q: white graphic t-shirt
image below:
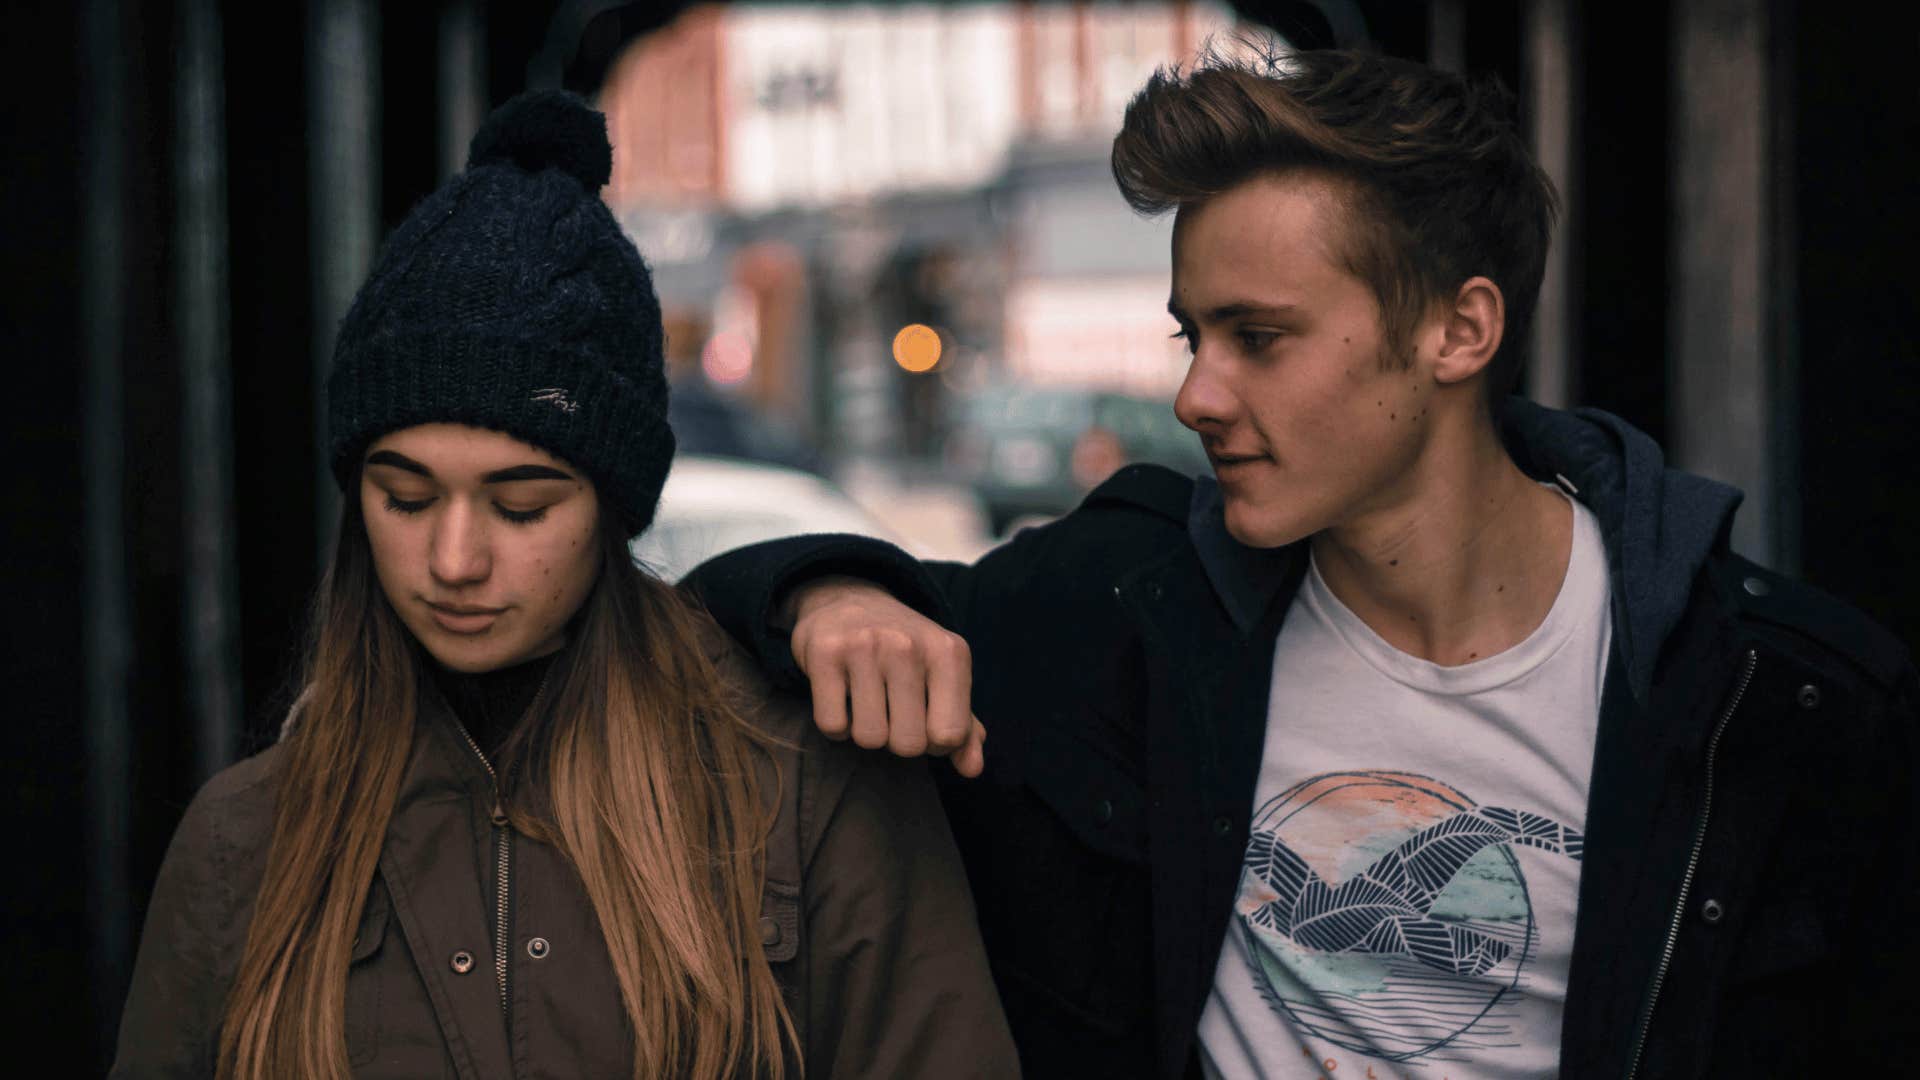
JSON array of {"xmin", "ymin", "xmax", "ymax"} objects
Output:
[{"xmin": 1197, "ymin": 491, "xmax": 1610, "ymax": 1079}]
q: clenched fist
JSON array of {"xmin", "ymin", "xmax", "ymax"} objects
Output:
[{"xmin": 787, "ymin": 577, "xmax": 986, "ymax": 777}]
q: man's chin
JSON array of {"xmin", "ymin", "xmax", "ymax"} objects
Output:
[{"xmin": 1222, "ymin": 502, "xmax": 1312, "ymax": 550}]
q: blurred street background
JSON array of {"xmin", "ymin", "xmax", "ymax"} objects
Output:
[{"xmin": 3, "ymin": 0, "xmax": 1916, "ymax": 1064}]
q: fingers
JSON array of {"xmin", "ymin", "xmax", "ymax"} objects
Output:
[
  {"xmin": 872, "ymin": 630, "xmax": 926, "ymax": 757},
  {"xmin": 845, "ymin": 644, "xmax": 889, "ymax": 750},
  {"xmin": 788, "ymin": 584, "xmax": 986, "ymax": 775},
  {"xmin": 949, "ymin": 718, "xmax": 987, "ymax": 779},
  {"xmin": 924, "ymin": 631, "xmax": 972, "ymax": 756},
  {"xmin": 808, "ymin": 658, "xmax": 850, "ymax": 741}
]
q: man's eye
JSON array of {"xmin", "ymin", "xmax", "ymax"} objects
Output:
[
  {"xmin": 1169, "ymin": 326, "xmax": 1195, "ymax": 352},
  {"xmin": 384, "ymin": 494, "xmax": 434, "ymax": 515},
  {"xmin": 1238, "ymin": 329, "xmax": 1279, "ymax": 351}
]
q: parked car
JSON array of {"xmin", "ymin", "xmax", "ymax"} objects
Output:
[
  {"xmin": 941, "ymin": 383, "xmax": 1209, "ymax": 534},
  {"xmin": 668, "ymin": 381, "xmax": 824, "ymax": 476},
  {"xmin": 631, "ymin": 454, "xmax": 897, "ymax": 582}
]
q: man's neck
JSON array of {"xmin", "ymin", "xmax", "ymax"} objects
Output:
[{"xmin": 1311, "ymin": 416, "xmax": 1574, "ymax": 667}]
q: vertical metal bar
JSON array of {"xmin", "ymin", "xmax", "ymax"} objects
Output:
[
  {"xmin": 1524, "ymin": 0, "xmax": 1578, "ymax": 409},
  {"xmin": 1765, "ymin": 11, "xmax": 1799, "ymax": 575},
  {"xmin": 1427, "ymin": 0, "xmax": 1466, "ymax": 72},
  {"xmin": 1670, "ymin": 0, "xmax": 1773, "ymax": 564},
  {"xmin": 178, "ymin": 0, "xmax": 242, "ymax": 779},
  {"xmin": 79, "ymin": 0, "xmax": 132, "ymax": 1041},
  {"xmin": 308, "ymin": 0, "xmax": 380, "ymax": 551},
  {"xmin": 439, "ymin": 0, "xmax": 487, "ymax": 180}
]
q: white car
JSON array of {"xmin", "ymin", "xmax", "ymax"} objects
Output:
[{"xmin": 631, "ymin": 454, "xmax": 899, "ymax": 582}]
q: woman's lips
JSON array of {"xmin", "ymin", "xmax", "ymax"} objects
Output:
[{"xmin": 426, "ymin": 602, "xmax": 504, "ymax": 635}]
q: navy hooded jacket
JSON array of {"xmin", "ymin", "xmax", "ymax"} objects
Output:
[{"xmin": 687, "ymin": 400, "xmax": 1920, "ymax": 1078}]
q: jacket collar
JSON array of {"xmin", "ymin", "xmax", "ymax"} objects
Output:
[{"xmin": 1184, "ymin": 398, "xmax": 1745, "ymax": 701}]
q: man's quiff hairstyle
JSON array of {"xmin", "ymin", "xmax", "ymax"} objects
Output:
[{"xmin": 1113, "ymin": 41, "xmax": 1559, "ymax": 397}]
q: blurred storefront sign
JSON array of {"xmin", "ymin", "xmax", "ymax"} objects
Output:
[
  {"xmin": 723, "ymin": 6, "xmax": 1019, "ymax": 210},
  {"xmin": 1004, "ymin": 275, "xmax": 1186, "ymax": 397},
  {"xmin": 600, "ymin": 2, "xmax": 1238, "ymax": 458}
]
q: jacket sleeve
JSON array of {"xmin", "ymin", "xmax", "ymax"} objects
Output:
[
  {"xmin": 110, "ymin": 785, "xmax": 239, "ymax": 1079},
  {"xmin": 798, "ymin": 737, "xmax": 1021, "ymax": 1079},
  {"xmin": 682, "ymin": 533, "xmax": 969, "ymax": 691}
]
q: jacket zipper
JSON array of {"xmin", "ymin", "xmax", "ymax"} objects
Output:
[
  {"xmin": 1623, "ymin": 648, "xmax": 1757, "ymax": 1080},
  {"xmin": 453, "ymin": 721, "xmax": 514, "ymax": 1021}
]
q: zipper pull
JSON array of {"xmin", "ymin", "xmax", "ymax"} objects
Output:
[{"xmin": 490, "ymin": 794, "xmax": 508, "ymax": 827}]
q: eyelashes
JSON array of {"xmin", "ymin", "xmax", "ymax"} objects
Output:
[
  {"xmin": 382, "ymin": 494, "xmax": 549, "ymax": 525},
  {"xmin": 1167, "ymin": 326, "xmax": 1282, "ymax": 353}
]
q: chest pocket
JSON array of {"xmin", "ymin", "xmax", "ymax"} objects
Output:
[
  {"xmin": 984, "ymin": 722, "xmax": 1153, "ymax": 1034},
  {"xmin": 1025, "ymin": 723, "xmax": 1149, "ymax": 865},
  {"xmin": 346, "ymin": 879, "xmax": 393, "ymax": 1066}
]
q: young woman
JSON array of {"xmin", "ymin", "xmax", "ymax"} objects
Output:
[{"xmin": 111, "ymin": 92, "xmax": 1016, "ymax": 1080}]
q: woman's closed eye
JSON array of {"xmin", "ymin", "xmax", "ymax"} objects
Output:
[{"xmin": 381, "ymin": 492, "xmax": 552, "ymax": 524}]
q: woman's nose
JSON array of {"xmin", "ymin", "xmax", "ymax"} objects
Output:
[{"xmin": 428, "ymin": 501, "xmax": 491, "ymax": 586}]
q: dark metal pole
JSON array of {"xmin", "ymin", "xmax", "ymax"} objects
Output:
[
  {"xmin": 178, "ymin": 0, "xmax": 242, "ymax": 778},
  {"xmin": 80, "ymin": 0, "xmax": 132, "ymax": 1046},
  {"xmin": 1525, "ymin": 0, "xmax": 1579, "ymax": 409},
  {"xmin": 308, "ymin": 0, "xmax": 379, "ymax": 554},
  {"xmin": 439, "ymin": 0, "xmax": 487, "ymax": 179},
  {"xmin": 1427, "ymin": 0, "xmax": 1465, "ymax": 72},
  {"xmin": 1671, "ymin": 0, "xmax": 1776, "ymax": 564}
]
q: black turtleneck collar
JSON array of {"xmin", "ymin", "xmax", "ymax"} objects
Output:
[{"xmin": 428, "ymin": 648, "xmax": 560, "ymax": 761}]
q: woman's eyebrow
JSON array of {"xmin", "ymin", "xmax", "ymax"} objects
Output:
[
  {"xmin": 365, "ymin": 450, "xmax": 431, "ymax": 477},
  {"xmin": 483, "ymin": 464, "xmax": 575, "ymax": 483}
]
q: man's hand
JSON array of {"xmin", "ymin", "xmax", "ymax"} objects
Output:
[{"xmin": 787, "ymin": 577, "xmax": 986, "ymax": 777}]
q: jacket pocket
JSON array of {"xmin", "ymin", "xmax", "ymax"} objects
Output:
[
  {"xmin": 987, "ymin": 724, "xmax": 1152, "ymax": 1036},
  {"xmin": 1024, "ymin": 725, "xmax": 1149, "ymax": 867},
  {"xmin": 346, "ymin": 881, "xmax": 392, "ymax": 1066}
]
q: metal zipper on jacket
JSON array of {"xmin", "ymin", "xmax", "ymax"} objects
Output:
[
  {"xmin": 1623, "ymin": 648, "xmax": 1757, "ymax": 1080},
  {"xmin": 453, "ymin": 721, "xmax": 514, "ymax": 1019}
]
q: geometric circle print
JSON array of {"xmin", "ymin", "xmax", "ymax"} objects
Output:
[{"xmin": 1235, "ymin": 770, "xmax": 1584, "ymax": 1063}]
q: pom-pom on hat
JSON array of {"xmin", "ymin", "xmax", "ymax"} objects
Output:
[{"xmin": 326, "ymin": 90, "xmax": 673, "ymax": 537}]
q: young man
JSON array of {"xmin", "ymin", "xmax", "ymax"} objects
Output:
[{"xmin": 689, "ymin": 47, "xmax": 1917, "ymax": 1078}]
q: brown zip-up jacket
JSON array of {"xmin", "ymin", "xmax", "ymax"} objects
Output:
[{"xmin": 110, "ymin": 640, "xmax": 1018, "ymax": 1078}]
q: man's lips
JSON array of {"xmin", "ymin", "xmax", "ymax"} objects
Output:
[{"xmin": 1208, "ymin": 452, "xmax": 1271, "ymax": 468}]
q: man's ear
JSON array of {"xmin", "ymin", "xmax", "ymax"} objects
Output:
[{"xmin": 1429, "ymin": 276, "xmax": 1505, "ymax": 385}]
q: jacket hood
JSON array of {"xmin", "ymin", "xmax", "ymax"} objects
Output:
[
  {"xmin": 1188, "ymin": 398, "xmax": 1743, "ymax": 703},
  {"xmin": 1497, "ymin": 398, "xmax": 1742, "ymax": 702}
]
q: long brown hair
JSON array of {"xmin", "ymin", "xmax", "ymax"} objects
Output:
[{"xmin": 218, "ymin": 491, "xmax": 795, "ymax": 1079}]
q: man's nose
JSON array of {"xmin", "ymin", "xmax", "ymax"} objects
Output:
[
  {"xmin": 1173, "ymin": 345, "xmax": 1239, "ymax": 434},
  {"xmin": 429, "ymin": 500, "xmax": 491, "ymax": 586}
]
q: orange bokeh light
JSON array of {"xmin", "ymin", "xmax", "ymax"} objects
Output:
[{"xmin": 891, "ymin": 323, "xmax": 942, "ymax": 373}]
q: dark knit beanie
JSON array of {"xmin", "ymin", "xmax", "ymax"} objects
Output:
[{"xmin": 326, "ymin": 90, "xmax": 673, "ymax": 537}]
